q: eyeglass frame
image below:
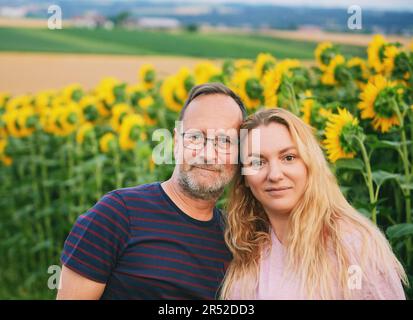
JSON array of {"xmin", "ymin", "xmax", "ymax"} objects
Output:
[{"xmin": 179, "ymin": 130, "xmax": 239, "ymax": 154}]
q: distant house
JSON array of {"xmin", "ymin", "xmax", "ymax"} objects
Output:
[
  {"xmin": 297, "ymin": 25, "xmax": 323, "ymax": 33},
  {"xmin": 136, "ymin": 17, "xmax": 181, "ymax": 30},
  {"xmin": 0, "ymin": 6, "xmax": 28, "ymax": 18},
  {"xmin": 72, "ymin": 12, "xmax": 113, "ymax": 29}
]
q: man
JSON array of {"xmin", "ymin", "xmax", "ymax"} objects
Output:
[{"xmin": 57, "ymin": 82, "xmax": 247, "ymax": 299}]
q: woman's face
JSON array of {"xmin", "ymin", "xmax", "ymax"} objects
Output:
[{"xmin": 242, "ymin": 122, "xmax": 308, "ymax": 216}]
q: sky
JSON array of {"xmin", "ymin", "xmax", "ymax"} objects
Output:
[{"xmin": 145, "ymin": 0, "xmax": 413, "ymax": 11}]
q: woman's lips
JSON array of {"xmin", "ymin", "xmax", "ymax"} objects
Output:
[{"xmin": 265, "ymin": 186, "xmax": 293, "ymax": 196}]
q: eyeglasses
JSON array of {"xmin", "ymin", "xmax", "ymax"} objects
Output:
[{"xmin": 181, "ymin": 131, "xmax": 237, "ymax": 154}]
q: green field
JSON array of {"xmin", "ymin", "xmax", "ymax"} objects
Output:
[{"xmin": 0, "ymin": 27, "xmax": 366, "ymax": 59}]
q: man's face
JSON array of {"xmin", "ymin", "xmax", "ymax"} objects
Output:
[{"xmin": 174, "ymin": 94, "xmax": 243, "ymax": 200}]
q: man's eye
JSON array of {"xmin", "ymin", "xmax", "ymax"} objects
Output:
[
  {"xmin": 217, "ymin": 136, "xmax": 231, "ymax": 145},
  {"xmin": 251, "ymin": 159, "xmax": 264, "ymax": 168},
  {"xmin": 188, "ymin": 134, "xmax": 202, "ymax": 142}
]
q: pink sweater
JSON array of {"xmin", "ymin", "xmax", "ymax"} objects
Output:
[{"xmin": 230, "ymin": 229, "xmax": 406, "ymax": 300}]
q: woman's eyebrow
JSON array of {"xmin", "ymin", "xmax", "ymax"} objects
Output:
[
  {"xmin": 279, "ymin": 146, "xmax": 297, "ymax": 154},
  {"xmin": 247, "ymin": 146, "xmax": 296, "ymax": 157}
]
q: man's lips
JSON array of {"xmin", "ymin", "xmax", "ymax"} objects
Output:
[{"xmin": 192, "ymin": 165, "xmax": 220, "ymax": 172}]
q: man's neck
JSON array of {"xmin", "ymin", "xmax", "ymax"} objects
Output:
[{"xmin": 161, "ymin": 176, "xmax": 217, "ymax": 222}]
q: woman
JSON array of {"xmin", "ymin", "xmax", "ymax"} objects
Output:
[{"xmin": 221, "ymin": 108, "xmax": 408, "ymax": 300}]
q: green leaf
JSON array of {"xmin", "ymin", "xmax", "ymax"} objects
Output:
[
  {"xmin": 366, "ymin": 135, "xmax": 411, "ymax": 150},
  {"xmin": 334, "ymin": 158, "xmax": 364, "ymax": 171},
  {"xmin": 386, "ymin": 223, "xmax": 413, "ymax": 240},
  {"xmin": 371, "ymin": 170, "xmax": 400, "ymax": 187},
  {"xmin": 30, "ymin": 240, "xmax": 52, "ymax": 253},
  {"xmin": 400, "ymin": 182, "xmax": 413, "ymax": 190}
]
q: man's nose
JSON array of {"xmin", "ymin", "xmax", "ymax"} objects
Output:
[{"xmin": 202, "ymin": 138, "xmax": 218, "ymax": 164}]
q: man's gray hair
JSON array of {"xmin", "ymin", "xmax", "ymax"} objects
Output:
[{"xmin": 179, "ymin": 82, "xmax": 247, "ymax": 121}]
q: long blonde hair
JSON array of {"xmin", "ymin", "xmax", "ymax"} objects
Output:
[{"xmin": 221, "ymin": 108, "xmax": 408, "ymax": 299}]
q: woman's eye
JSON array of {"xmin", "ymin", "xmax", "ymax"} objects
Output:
[{"xmin": 284, "ymin": 154, "xmax": 296, "ymax": 162}]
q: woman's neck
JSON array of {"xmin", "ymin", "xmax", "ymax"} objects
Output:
[{"xmin": 267, "ymin": 211, "xmax": 290, "ymax": 245}]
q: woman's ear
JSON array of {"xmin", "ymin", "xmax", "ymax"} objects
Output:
[{"xmin": 244, "ymin": 177, "xmax": 249, "ymax": 188}]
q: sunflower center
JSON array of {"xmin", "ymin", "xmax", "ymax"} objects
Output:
[
  {"xmin": 321, "ymin": 48, "xmax": 336, "ymax": 66},
  {"xmin": 373, "ymin": 87, "xmax": 397, "ymax": 119},
  {"xmin": 85, "ymin": 105, "xmax": 98, "ymax": 122},
  {"xmin": 246, "ymin": 78, "xmax": 263, "ymax": 100},
  {"xmin": 339, "ymin": 122, "xmax": 361, "ymax": 154},
  {"xmin": 129, "ymin": 125, "xmax": 141, "ymax": 140}
]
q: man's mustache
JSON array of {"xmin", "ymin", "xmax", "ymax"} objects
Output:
[{"xmin": 188, "ymin": 163, "xmax": 223, "ymax": 172}]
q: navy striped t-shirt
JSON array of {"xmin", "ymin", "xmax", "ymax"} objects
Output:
[{"xmin": 61, "ymin": 181, "xmax": 232, "ymax": 299}]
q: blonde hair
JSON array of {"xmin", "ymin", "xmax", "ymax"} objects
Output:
[{"xmin": 220, "ymin": 108, "xmax": 408, "ymax": 300}]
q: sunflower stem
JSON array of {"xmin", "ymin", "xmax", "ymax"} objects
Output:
[
  {"xmin": 392, "ymin": 98, "xmax": 412, "ymax": 266},
  {"xmin": 357, "ymin": 137, "xmax": 377, "ymax": 224},
  {"xmin": 285, "ymin": 81, "xmax": 299, "ymax": 115},
  {"xmin": 114, "ymin": 146, "xmax": 122, "ymax": 189},
  {"xmin": 91, "ymin": 131, "xmax": 103, "ymax": 201}
]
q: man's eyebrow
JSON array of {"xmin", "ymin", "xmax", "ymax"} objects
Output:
[{"xmin": 246, "ymin": 153, "xmax": 263, "ymax": 158}]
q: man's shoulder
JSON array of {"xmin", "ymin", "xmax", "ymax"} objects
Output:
[
  {"xmin": 214, "ymin": 207, "xmax": 227, "ymax": 231},
  {"xmin": 109, "ymin": 182, "xmax": 162, "ymax": 199}
]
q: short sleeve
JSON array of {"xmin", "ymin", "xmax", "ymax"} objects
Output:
[{"xmin": 60, "ymin": 191, "xmax": 130, "ymax": 283}]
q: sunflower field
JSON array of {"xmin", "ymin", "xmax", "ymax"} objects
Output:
[{"xmin": 1, "ymin": 35, "xmax": 413, "ymax": 299}]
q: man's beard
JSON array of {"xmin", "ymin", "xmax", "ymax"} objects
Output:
[{"xmin": 177, "ymin": 164, "xmax": 235, "ymax": 201}]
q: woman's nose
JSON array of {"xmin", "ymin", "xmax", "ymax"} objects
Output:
[{"xmin": 267, "ymin": 161, "xmax": 284, "ymax": 182}]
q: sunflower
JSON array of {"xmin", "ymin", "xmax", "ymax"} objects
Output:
[
  {"xmin": 160, "ymin": 76, "xmax": 182, "ymax": 112},
  {"xmin": 324, "ymin": 108, "xmax": 362, "ymax": 163},
  {"xmin": 263, "ymin": 59, "xmax": 301, "ymax": 108},
  {"xmin": 254, "ymin": 53, "xmax": 276, "ymax": 78},
  {"xmin": 358, "ymin": 74, "xmax": 400, "ymax": 133},
  {"xmin": 76, "ymin": 122, "xmax": 94, "ymax": 145},
  {"xmin": 3, "ymin": 106, "xmax": 37, "ymax": 138},
  {"xmin": 5, "ymin": 95, "xmax": 32, "ymax": 112},
  {"xmin": 194, "ymin": 61, "xmax": 221, "ymax": 84},
  {"xmin": 0, "ymin": 137, "xmax": 12, "ymax": 166},
  {"xmin": 234, "ymin": 59, "xmax": 253, "ymax": 70},
  {"xmin": 79, "ymin": 95, "xmax": 100, "ymax": 123},
  {"xmin": 315, "ymin": 42, "xmax": 338, "ymax": 71},
  {"xmin": 110, "ymin": 103, "xmax": 133, "ymax": 132},
  {"xmin": 62, "ymin": 83, "xmax": 83, "ymax": 102},
  {"xmin": 231, "ymin": 69, "xmax": 263, "ymax": 110},
  {"xmin": 382, "ymin": 45, "xmax": 399, "ymax": 76},
  {"xmin": 160, "ymin": 68, "xmax": 194, "ymax": 112},
  {"xmin": 139, "ymin": 95, "xmax": 155, "ymax": 110},
  {"xmin": 95, "ymin": 77, "xmax": 120, "ymax": 109},
  {"xmin": 139, "ymin": 64, "xmax": 156, "ymax": 90},
  {"xmin": 119, "ymin": 114, "xmax": 146, "ymax": 151},
  {"xmin": 347, "ymin": 57, "xmax": 369, "ymax": 84},
  {"xmin": 300, "ymin": 90, "xmax": 314, "ymax": 125},
  {"xmin": 367, "ymin": 35, "xmax": 387, "ymax": 73},
  {"xmin": 99, "ymin": 132, "xmax": 117, "ymax": 153},
  {"xmin": 51, "ymin": 102, "xmax": 84, "ymax": 137},
  {"xmin": 0, "ymin": 93, "xmax": 10, "ymax": 109},
  {"xmin": 321, "ymin": 55, "xmax": 346, "ymax": 85},
  {"xmin": 383, "ymin": 45, "xmax": 411, "ymax": 81}
]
